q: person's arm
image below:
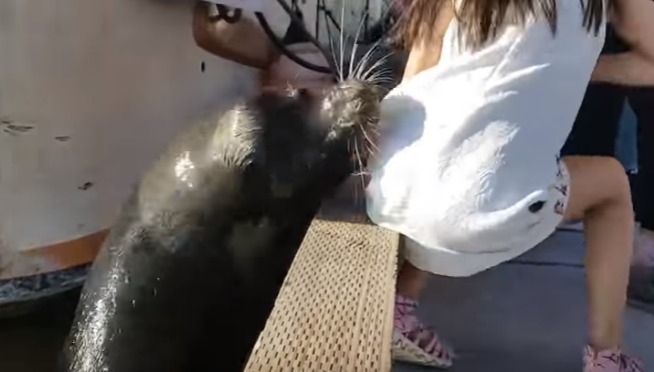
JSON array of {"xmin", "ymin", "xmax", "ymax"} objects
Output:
[
  {"xmin": 592, "ymin": 52, "xmax": 654, "ymax": 85},
  {"xmin": 590, "ymin": 0, "xmax": 654, "ymax": 86},
  {"xmin": 611, "ymin": 0, "xmax": 654, "ymax": 61},
  {"xmin": 192, "ymin": 1, "xmax": 277, "ymax": 70}
]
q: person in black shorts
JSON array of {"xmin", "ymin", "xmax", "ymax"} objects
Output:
[
  {"xmin": 561, "ymin": 25, "xmax": 654, "ymax": 314},
  {"xmin": 627, "ymin": 88, "xmax": 654, "ymax": 313}
]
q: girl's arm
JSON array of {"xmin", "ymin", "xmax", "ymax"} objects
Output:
[
  {"xmin": 611, "ymin": 0, "xmax": 654, "ymax": 61},
  {"xmin": 592, "ymin": 52, "xmax": 654, "ymax": 85},
  {"xmin": 591, "ymin": 0, "xmax": 654, "ymax": 86}
]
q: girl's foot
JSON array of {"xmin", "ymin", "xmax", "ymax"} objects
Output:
[
  {"xmin": 391, "ymin": 294, "xmax": 454, "ymax": 369},
  {"xmin": 583, "ymin": 346, "xmax": 644, "ymax": 372}
]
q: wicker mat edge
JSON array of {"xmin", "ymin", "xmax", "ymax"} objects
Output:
[{"xmin": 244, "ymin": 217, "xmax": 399, "ymax": 372}]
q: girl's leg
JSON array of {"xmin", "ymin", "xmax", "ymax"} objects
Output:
[
  {"xmin": 562, "ymin": 156, "xmax": 643, "ymax": 371},
  {"xmin": 392, "ymin": 240, "xmax": 454, "ymax": 368},
  {"xmin": 390, "ymin": 8, "xmax": 457, "ymax": 367},
  {"xmin": 397, "ymin": 259, "xmax": 430, "ymax": 300}
]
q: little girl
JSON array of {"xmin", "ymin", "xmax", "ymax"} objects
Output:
[{"xmin": 366, "ymin": 0, "xmax": 654, "ymax": 370}]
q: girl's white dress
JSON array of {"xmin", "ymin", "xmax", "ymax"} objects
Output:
[{"xmin": 366, "ymin": 0, "xmax": 606, "ymax": 277}]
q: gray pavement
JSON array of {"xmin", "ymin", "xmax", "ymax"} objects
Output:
[{"xmin": 394, "ymin": 230, "xmax": 654, "ymax": 372}]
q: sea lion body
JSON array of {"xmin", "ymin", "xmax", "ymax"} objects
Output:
[{"xmin": 61, "ymin": 82, "xmax": 379, "ymax": 372}]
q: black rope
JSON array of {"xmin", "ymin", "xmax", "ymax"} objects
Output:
[
  {"xmin": 203, "ymin": 0, "xmax": 337, "ymax": 75},
  {"xmin": 254, "ymin": 12, "xmax": 334, "ymax": 75},
  {"xmin": 281, "ymin": 0, "xmax": 311, "ymax": 45},
  {"xmin": 253, "ymin": 0, "xmax": 336, "ymax": 75}
]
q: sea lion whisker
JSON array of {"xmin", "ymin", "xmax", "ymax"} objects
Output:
[
  {"xmin": 364, "ymin": 143, "xmax": 377, "ymax": 160},
  {"xmin": 348, "ymin": 10, "xmax": 369, "ymax": 80},
  {"xmin": 353, "ymin": 40, "xmax": 382, "ymax": 81},
  {"xmin": 352, "ymin": 44, "xmax": 376, "ymax": 81},
  {"xmin": 339, "ymin": 1, "xmax": 346, "ymax": 82},
  {"xmin": 367, "ymin": 76, "xmax": 394, "ymax": 89},
  {"xmin": 353, "ymin": 137, "xmax": 366, "ymax": 186},
  {"xmin": 361, "ymin": 52, "xmax": 392, "ymax": 79},
  {"xmin": 366, "ymin": 126, "xmax": 381, "ymax": 139},
  {"xmin": 355, "ymin": 40, "xmax": 388, "ymax": 82},
  {"xmin": 324, "ymin": 7, "xmax": 342, "ymax": 81},
  {"xmin": 366, "ymin": 74, "xmax": 394, "ymax": 86},
  {"xmin": 374, "ymin": 76, "xmax": 396, "ymax": 83},
  {"xmin": 361, "ymin": 52, "xmax": 393, "ymax": 82},
  {"xmin": 367, "ymin": 68, "xmax": 395, "ymax": 81},
  {"xmin": 367, "ymin": 118, "xmax": 380, "ymax": 128},
  {"xmin": 353, "ymin": 138, "xmax": 368, "ymax": 206},
  {"xmin": 360, "ymin": 126, "xmax": 380, "ymax": 153}
]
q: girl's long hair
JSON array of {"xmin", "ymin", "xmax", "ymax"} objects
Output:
[{"xmin": 395, "ymin": 0, "xmax": 612, "ymax": 51}]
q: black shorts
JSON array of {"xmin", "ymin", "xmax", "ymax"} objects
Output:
[
  {"xmin": 559, "ymin": 25, "xmax": 654, "ymax": 230},
  {"xmin": 560, "ymin": 25, "xmax": 629, "ymax": 158}
]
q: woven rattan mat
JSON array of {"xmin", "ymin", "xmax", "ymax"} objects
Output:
[{"xmin": 244, "ymin": 196, "xmax": 399, "ymax": 372}]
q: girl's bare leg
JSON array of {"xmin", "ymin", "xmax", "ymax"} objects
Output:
[
  {"xmin": 397, "ymin": 258, "xmax": 431, "ymax": 300},
  {"xmin": 562, "ymin": 156, "xmax": 633, "ymax": 350},
  {"xmin": 392, "ymin": 239, "xmax": 453, "ymax": 368}
]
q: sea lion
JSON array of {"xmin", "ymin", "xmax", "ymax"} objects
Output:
[{"xmin": 59, "ymin": 78, "xmax": 381, "ymax": 372}]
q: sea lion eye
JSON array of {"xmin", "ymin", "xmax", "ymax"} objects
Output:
[
  {"xmin": 295, "ymin": 88, "xmax": 311, "ymax": 101},
  {"xmin": 284, "ymin": 88, "xmax": 312, "ymax": 105},
  {"xmin": 285, "ymin": 87, "xmax": 303, "ymax": 97}
]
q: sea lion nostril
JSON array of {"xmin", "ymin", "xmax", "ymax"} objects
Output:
[{"xmin": 528, "ymin": 200, "xmax": 546, "ymax": 213}]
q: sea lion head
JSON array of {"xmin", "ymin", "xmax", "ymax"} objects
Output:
[{"xmin": 237, "ymin": 79, "xmax": 381, "ymax": 202}]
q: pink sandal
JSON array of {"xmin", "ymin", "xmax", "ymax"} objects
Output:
[
  {"xmin": 392, "ymin": 294, "xmax": 454, "ymax": 369},
  {"xmin": 583, "ymin": 346, "xmax": 644, "ymax": 372}
]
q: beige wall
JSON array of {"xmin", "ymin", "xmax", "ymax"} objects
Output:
[{"xmin": 0, "ymin": 0, "xmax": 379, "ymax": 278}]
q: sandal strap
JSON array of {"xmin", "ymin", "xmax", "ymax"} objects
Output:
[
  {"xmin": 395, "ymin": 294, "xmax": 419, "ymax": 308},
  {"xmin": 584, "ymin": 346, "xmax": 644, "ymax": 372},
  {"xmin": 404, "ymin": 321, "xmax": 452, "ymax": 359}
]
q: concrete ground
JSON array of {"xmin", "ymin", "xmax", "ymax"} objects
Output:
[
  {"xmin": 0, "ymin": 230, "xmax": 652, "ymax": 372},
  {"xmin": 395, "ymin": 230, "xmax": 654, "ymax": 372}
]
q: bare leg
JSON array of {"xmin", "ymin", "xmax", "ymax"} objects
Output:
[
  {"xmin": 396, "ymin": 259, "xmax": 430, "ymax": 300},
  {"xmin": 562, "ymin": 156, "xmax": 633, "ymax": 350},
  {"xmin": 392, "ymin": 238, "xmax": 453, "ymax": 368}
]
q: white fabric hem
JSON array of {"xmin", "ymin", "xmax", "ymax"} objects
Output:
[{"xmin": 367, "ymin": 162, "xmax": 570, "ymax": 278}]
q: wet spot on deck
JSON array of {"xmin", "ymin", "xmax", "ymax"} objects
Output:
[{"xmin": 55, "ymin": 136, "xmax": 71, "ymax": 142}]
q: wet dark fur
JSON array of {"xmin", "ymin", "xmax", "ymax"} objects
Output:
[{"xmin": 60, "ymin": 83, "xmax": 378, "ymax": 372}]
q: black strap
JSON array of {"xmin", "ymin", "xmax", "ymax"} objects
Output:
[
  {"xmin": 281, "ymin": 4, "xmax": 312, "ymax": 45},
  {"xmin": 208, "ymin": 4, "xmax": 243, "ymax": 24}
]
